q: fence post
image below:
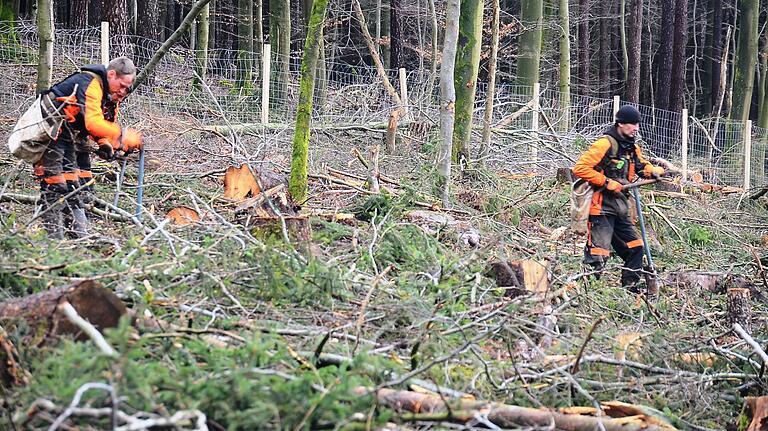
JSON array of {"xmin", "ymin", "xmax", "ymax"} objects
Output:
[
  {"xmin": 398, "ymin": 68, "xmax": 408, "ymax": 117},
  {"xmin": 531, "ymin": 82, "xmax": 540, "ymax": 132},
  {"xmin": 530, "ymin": 82, "xmax": 540, "ymax": 160},
  {"xmin": 681, "ymin": 108, "xmax": 688, "ymax": 182},
  {"xmin": 744, "ymin": 120, "xmax": 753, "ymax": 191},
  {"xmin": 100, "ymin": 21, "xmax": 109, "ymax": 65},
  {"xmin": 261, "ymin": 43, "xmax": 271, "ymax": 125},
  {"xmin": 613, "ymin": 95, "xmax": 620, "ymax": 118}
]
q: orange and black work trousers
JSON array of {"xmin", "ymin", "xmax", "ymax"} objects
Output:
[
  {"xmin": 584, "ymin": 214, "xmax": 644, "ymax": 288},
  {"xmin": 33, "ymin": 126, "xmax": 86, "ymax": 209}
]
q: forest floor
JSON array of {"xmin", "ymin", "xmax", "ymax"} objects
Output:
[{"xmin": 1, "ymin": 80, "xmax": 768, "ymax": 430}]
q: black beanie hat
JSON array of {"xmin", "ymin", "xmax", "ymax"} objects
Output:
[{"xmin": 615, "ymin": 105, "xmax": 641, "ymax": 124}]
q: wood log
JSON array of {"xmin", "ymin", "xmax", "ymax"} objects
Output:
[
  {"xmin": 0, "ymin": 280, "xmax": 127, "ymax": 344},
  {"xmin": 355, "ymin": 387, "xmax": 677, "ymax": 431},
  {"xmin": 746, "ymin": 396, "xmax": 768, "ymax": 431},
  {"xmin": 727, "ymin": 288, "xmax": 751, "ymax": 333},
  {"xmin": 664, "ymin": 271, "xmax": 761, "ymax": 300}
]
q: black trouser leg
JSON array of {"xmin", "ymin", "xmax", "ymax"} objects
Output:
[
  {"xmin": 611, "ymin": 216, "xmax": 644, "ymax": 288},
  {"xmin": 584, "ymin": 215, "xmax": 614, "ymax": 275}
]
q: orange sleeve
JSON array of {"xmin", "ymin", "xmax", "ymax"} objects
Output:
[
  {"xmin": 84, "ymin": 78, "xmax": 121, "ymax": 144},
  {"xmin": 573, "ymin": 137, "xmax": 611, "ymax": 187},
  {"xmin": 633, "ymin": 145, "xmax": 654, "ymax": 177}
]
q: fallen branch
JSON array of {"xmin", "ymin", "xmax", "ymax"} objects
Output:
[{"xmin": 355, "ymin": 387, "xmax": 678, "ymax": 431}]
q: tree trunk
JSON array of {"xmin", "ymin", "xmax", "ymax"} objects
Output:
[
  {"xmin": 237, "ymin": 0, "xmax": 254, "ymax": 91},
  {"xmin": 35, "ymin": 0, "xmax": 53, "ymax": 94},
  {"xmin": 624, "ymin": 0, "xmax": 642, "ymax": 102},
  {"xmin": 289, "ymin": 0, "xmax": 329, "ymax": 203},
  {"xmin": 703, "ymin": 0, "xmax": 722, "ymax": 115},
  {"xmin": 427, "ymin": 0, "xmax": 437, "ymax": 101},
  {"xmin": 619, "ymin": 0, "xmax": 627, "ymax": 88},
  {"xmin": 577, "ymin": 0, "xmax": 589, "ymax": 94},
  {"xmin": 669, "ymin": 0, "xmax": 688, "ymax": 112},
  {"xmin": 480, "ymin": 0, "xmax": 500, "ymax": 162},
  {"xmin": 599, "ymin": 0, "xmax": 610, "ymax": 97},
  {"xmin": 0, "ymin": 280, "xmax": 127, "ymax": 343},
  {"xmin": 655, "ymin": 0, "xmax": 674, "ymax": 110},
  {"xmin": 69, "ymin": 0, "xmax": 88, "ymax": 28},
  {"xmin": 517, "ymin": 0, "xmax": 542, "ymax": 88},
  {"xmin": 255, "ymin": 0, "xmax": 263, "ymax": 71},
  {"xmin": 381, "ymin": 0, "xmax": 390, "ymax": 67},
  {"xmin": 452, "ymin": 0, "xmax": 483, "ymax": 165},
  {"xmin": 270, "ymin": 0, "xmax": 291, "ymax": 108},
  {"xmin": 192, "ymin": 2, "xmax": 209, "ymax": 90},
  {"xmin": 390, "ymin": 0, "xmax": 401, "ymax": 70},
  {"xmin": 731, "ymin": 0, "xmax": 758, "ymax": 121},
  {"xmin": 557, "ymin": 0, "xmax": 570, "ymax": 129},
  {"xmin": 439, "ymin": 0, "xmax": 460, "ymax": 207},
  {"xmin": 103, "ymin": 0, "xmax": 130, "ymax": 57},
  {"xmin": 759, "ymin": 27, "xmax": 768, "ymax": 129}
]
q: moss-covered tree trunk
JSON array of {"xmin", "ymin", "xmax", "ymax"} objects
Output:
[
  {"xmin": 451, "ymin": 0, "xmax": 483, "ymax": 165},
  {"xmin": 270, "ymin": 0, "xmax": 291, "ymax": 108},
  {"xmin": 192, "ymin": 2, "xmax": 210, "ymax": 91},
  {"xmin": 517, "ymin": 0, "xmax": 542, "ymax": 89},
  {"xmin": 731, "ymin": 0, "xmax": 758, "ymax": 121},
  {"xmin": 557, "ymin": 0, "xmax": 570, "ymax": 130},
  {"xmin": 35, "ymin": 0, "xmax": 53, "ymax": 94},
  {"xmin": 288, "ymin": 0, "xmax": 329, "ymax": 203}
]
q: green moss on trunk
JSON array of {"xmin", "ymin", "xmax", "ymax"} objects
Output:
[
  {"xmin": 451, "ymin": 0, "xmax": 483, "ymax": 165},
  {"xmin": 289, "ymin": 0, "xmax": 329, "ymax": 203}
]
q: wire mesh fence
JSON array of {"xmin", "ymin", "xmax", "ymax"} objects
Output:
[{"xmin": 0, "ymin": 20, "xmax": 765, "ymax": 189}]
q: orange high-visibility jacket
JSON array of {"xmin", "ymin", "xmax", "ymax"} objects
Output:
[
  {"xmin": 47, "ymin": 65, "xmax": 121, "ymax": 146},
  {"xmin": 572, "ymin": 128, "xmax": 657, "ymax": 217}
]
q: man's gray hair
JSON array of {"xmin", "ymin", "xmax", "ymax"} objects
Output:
[{"xmin": 107, "ymin": 57, "xmax": 137, "ymax": 77}]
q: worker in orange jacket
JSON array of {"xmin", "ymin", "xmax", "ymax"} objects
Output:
[
  {"xmin": 35, "ymin": 57, "xmax": 142, "ymax": 239},
  {"xmin": 572, "ymin": 106, "xmax": 664, "ymax": 291}
]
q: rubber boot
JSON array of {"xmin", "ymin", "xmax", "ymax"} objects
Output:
[
  {"xmin": 79, "ymin": 178, "xmax": 95, "ymax": 205},
  {"xmin": 39, "ymin": 184, "xmax": 65, "ymax": 240},
  {"xmin": 70, "ymin": 207, "xmax": 89, "ymax": 238}
]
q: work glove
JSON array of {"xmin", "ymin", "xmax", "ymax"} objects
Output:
[
  {"xmin": 650, "ymin": 166, "xmax": 665, "ymax": 179},
  {"xmin": 117, "ymin": 128, "xmax": 143, "ymax": 153},
  {"xmin": 95, "ymin": 138, "xmax": 114, "ymax": 160},
  {"xmin": 605, "ymin": 179, "xmax": 623, "ymax": 193}
]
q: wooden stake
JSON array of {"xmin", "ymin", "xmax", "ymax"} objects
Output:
[
  {"xmin": 100, "ymin": 21, "xmax": 109, "ymax": 66},
  {"xmin": 681, "ymin": 108, "xmax": 688, "ymax": 182},
  {"xmin": 261, "ymin": 43, "xmax": 271, "ymax": 125},
  {"xmin": 744, "ymin": 120, "xmax": 753, "ymax": 191}
]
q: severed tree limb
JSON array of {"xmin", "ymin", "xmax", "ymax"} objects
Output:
[
  {"xmin": 356, "ymin": 387, "xmax": 677, "ymax": 431},
  {"xmin": 733, "ymin": 323, "xmax": 768, "ymax": 364}
]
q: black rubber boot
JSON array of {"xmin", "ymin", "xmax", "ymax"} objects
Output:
[
  {"xmin": 39, "ymin": 183, "xmax": 65, "ymax": 240},
  {"xmin": 64, "ymin": 181, "xmax": 89, "ymax": 238}
]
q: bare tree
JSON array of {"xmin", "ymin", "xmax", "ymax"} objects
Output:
[{"xmin": 439, "ymin": 0, "xmax": 460, "ymax": 207}]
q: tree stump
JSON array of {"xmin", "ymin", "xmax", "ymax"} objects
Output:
[
  {"xmin": 0, "ymin": 280, "xmax": 127, "ymax": 344},
  {"xmin": 487, "ymin": 260, "xmax": 549, "ymax": 297},
  {"xmin": 727, "ymin": 288, "xmax": 751, "ymax": 333}
]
